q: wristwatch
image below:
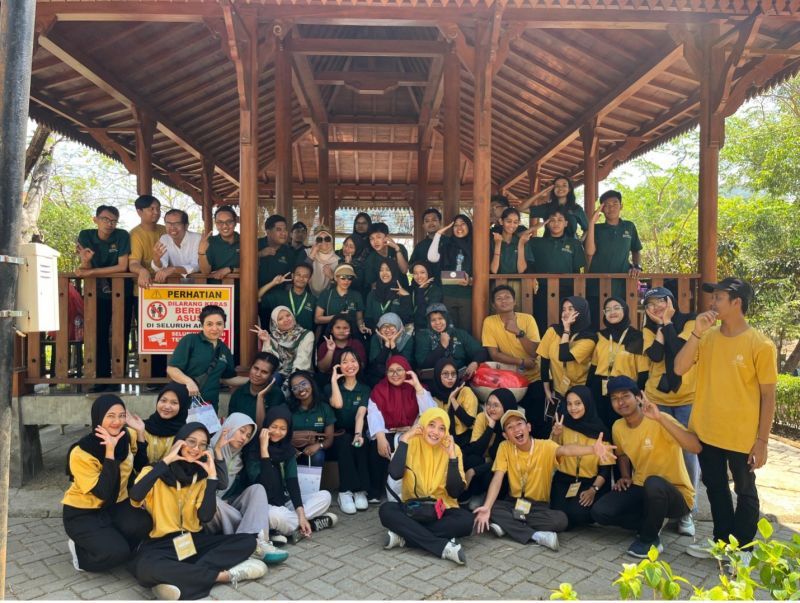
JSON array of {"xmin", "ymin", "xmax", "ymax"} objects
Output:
[
  {"xmin": 515, "ymin": 330, "xmax": 525, "ymax": 338},
  {"xmin": 592, "ymin": 485, "xmax": 600, "ymax": 492}
]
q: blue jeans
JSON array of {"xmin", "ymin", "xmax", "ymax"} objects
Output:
[{"xmin": 657, "ymin": 403, "xmax": 699, "ymax": 513}]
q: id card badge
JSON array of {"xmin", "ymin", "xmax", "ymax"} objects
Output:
[
  {"xmin": 566, "ymin": 482, "xmax": 581, "ymax": 498},
  {"xmin": 601, "ymin": 379, "xmax": 609, "ymax": 396},
  {"xmin": 173, "ymin": 532, "xmax": 197, "ymax": 561},
  {"xmin": 513, "ymin": 497, "xmax": 532, "ymax": 521}
]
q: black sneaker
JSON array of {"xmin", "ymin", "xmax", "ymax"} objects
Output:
[
  {"xmin": 627, "ymin": 537, "xmax": 664, "ymax": 558},
  {"xmin": 311, "ymin": 512, "xmax": 338, "ymax": 532}
]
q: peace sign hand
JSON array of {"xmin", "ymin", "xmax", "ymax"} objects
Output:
[
  {"xmin": 641, "ymin": 393, "xmax": 661, "ymax": 421},
  {"xmin": 551, "ymin": 412, "xmax": 565, "ymax": 438},
  {"xmin": 323, "ymin": 335, "xmax": 336, "ymax": 351},
  {"xmin": 391, "ymin": 280, "xmax": 410, "ymax": 296},
  {"xmin": 250, "ymin": 324, "xmax": 271, "ymax": 345},
  {"xmin": 419, "ymin": 277, "xmax": 435, "ymax": 289}
]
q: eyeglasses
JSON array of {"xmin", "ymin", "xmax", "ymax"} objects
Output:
[
  {"xmin": 644, "ymin": 299, "xmax": 667, "ymax": 309},
  {"xmin": 337, "ymin": 274, "xmax": 354, "ymax": 281},
  {"xmin": 440, "ymin": 371, "xmax": 458, "ymax": 378},
  {"xmin": 604, "ymin": 305, "xmax": 624, "ymax": 314},
  {"xmin": 184, "ymin": 438, "xmax": 208, "ymax": 451},
  {"xmin": 215, "ymin": 219, "xmax": 236, "ymax": 227},
  {"xmin": 387, "ymin": 368, "xmax": 405, "ymax": 376},
  {"xmin": 290, "ymin": 380, "xmax": 311, "ymax": 393},
  {"xmin": 97, "ymin": 216, "xmax": 119, "ymax": 225},
  {"xmin": 316, "ymin": 235, "xmax": 333, "ymax": 243}
]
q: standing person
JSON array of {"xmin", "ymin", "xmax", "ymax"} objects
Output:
[
  {"xmin": 414, "ymin": 303, "xmax": 486, "ymax": 377},
  {"xmin": 260, "ymin": 262, "xmax": 316, "ymax": 332},
  {"xmin": 287, "ymin": 370, "xmax": 335, "ymax": 467},
  {"xmin": 290, "ymin": 221, "xmax": 310, "ymax": 252},
  {"xmin": 489, "ymin": 195, "xmax": 526, "ymax": 235},
  {"xmin": 254, "ymin": 307, "xmax": 315, "ymax": 383},
  {"xmin": 549, "ymin": 387, "xmax": 614, "ymax": 528},
  {"xmin": 641, "ymin": 286, "xmax": 699, "ymax": 536},
  {"xmin": 590, "ymin": 377, "xmax": 700, "ymax": 558},
  {"xmin": 584, "ymin": 191, "xmax": 643, "ymax": 328},
  {"xmin": 316, "ymin": 314, "xmax": 367, "ymax": 381},
  {"xmin": 674, "ymin": 279, "xmax": 777, "ymax": 559},
  {"xmin": 427, "ymin": 215, "xmax": 474, "ymax": 331},
  {"xmin": 349, "ymin": 213, "xmax": 373, "ymax": 268},
  {"xmin": 167, "ymin": 305, "xmax": 245, "ymax": 413},
  {"xmin": 62, "ymin": 395, "xmax": 152, "ymax": 572},
  {"xmin": 588, "ymin": 297, "xmax": 647, "ymax": 432},
  {"xmin": 473, "ymin": 407, "xmax": 615, "ymax": 550},
  {"xmin": 490, "ymin": 207, "xmax": 525, "ymax": 275},
  {"xmin": 315, "ymin": 264, "xmax": 369, "ymax": 335},
  {"xmin": 199, "ymin": 205, "xmax": 240, "ymax": 283},
  {"xmin": 520, "ymin": 176, "xmax": 588, "ymax": 239},
  {"xmin": 327, "ymin": 349, "xmax": 371, "ymax": 514},
  {"xmin": 257, "ymin": 214, "xmax": 300, "ymax": 327},
  {"xmin": 228, "ymin": 353, "xmax": 286, "ymax": 425},
  {"xmin": 76, "ymin": 205, "xmax": 132, "ymax": 392},
  {"xmin": 152, "ymin": 209, "xmax": 201, "ymax": 282},
  {"xmin": 365, "ymin": 313, "xmax": 416, "ymax": 387},
  {"xmin": 409, "ymin": 261, "xmax": 444, "ymax": 330},
  {"xmin": 130, "ymin": 423, "xmax": 265, "ymax": 600},
  {"xmin": 361, "ymin": 223, "xmax": 410, "ymax": 289},
  {"xmin": 138, "ymin": 383, "xmax": 191, "ymax": 464},
  {"xmin": 410, "ymin": 208, "xmax": 442, "ymax": 270},
  {"xmin": 307, "ymin": 224, "xmax": 340, "ymax": 297},
  {"xmin": 364, "ymin": 257, "xmax": 414, "ymax": 331},
  {"xmin": 429, "ymin": 358, "xmax": 479, "ymax": 448},
  {"xmin": 379, "ymin": 408, "xmax": 473, "ymax": 565}
]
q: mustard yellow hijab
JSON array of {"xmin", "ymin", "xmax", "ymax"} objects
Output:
[{"xmin": 402, "ymin": 407, "xmax": 465, "ymax": 509}]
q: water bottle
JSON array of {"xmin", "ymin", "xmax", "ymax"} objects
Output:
[{"xmin": 455, "ymin": 251, "xmax": 464, "ymax": 272}]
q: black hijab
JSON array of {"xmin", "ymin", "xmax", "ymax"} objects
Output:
[
  {"xmin": 262, "ymin": 405, "xmax": 295, "ymax": 463},
  {"xmin": 410, "ymin": 260, "xmax": 436, "ymax": 323},
  {"xmin": 158, "ymin": 422, "xmax": 210, "ymax": 487},
  {"xmin": 599, "ymin": 296, "xmax": 644, "ymax": 355},
  {"xmin": 430, "ymin": 357, "xmax": 461, "ymax": 413},
  {"xmin": 441, "ymin": 214, "xmax": 473, "ymax": 273},
  {"xmin": 373, "ymin": 257, "xmax": 406, "ymax": 304},
  {"xmin": 143, "ymin": 383, "xmax": 190, "ymax": 437},
  {"xmin": 642, "ymin": 289, "xmax": 697, "ymax": 393},
  {"xmin": 562, "ymin": 386, "xmax": 607, "ymax": 440},
  {"xmin": 488, "ymin": 388, "xmax": 518, "ymax": 459},
  {"xmin": 351, "ymin": 212, "xmax": 372, "ymax": 259},
  {"xmin": 552, "ymin": 296, "xmax": 597, "ymax": 342}
]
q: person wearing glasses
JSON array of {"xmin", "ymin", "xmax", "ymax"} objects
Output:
[
  {"xmin": 199, "ymin": 205, "xmax": 240, "ymax": 283},
  {"xmin": 307, "ymin": 225, "xmax": 340, "ymax": 297},
  {"xmin": 151, "ymin": 209, "xmax": 201, "ymax": 283},
  {"xmin": 76, "ymin": 205, "xmax": 133, "ymax": 392},
  {"xmin": 287, "ymin": 370, "xmax": 335, "ymax": 467},
  {"xmin": 315, "ymin": 264, "xmax": 369, "ymax": 334}
]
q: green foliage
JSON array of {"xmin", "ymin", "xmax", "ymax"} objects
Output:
[
  {"xmin": 550, "ymin": 519, "xmax": 800, "ymax": 601},
  {"xmin": 38, "ymin": 199, "xmax": 94, "ymax": 272},
  {"xmin": 776, "ymin": 375, "xmax": 800, "ymax": 431}
]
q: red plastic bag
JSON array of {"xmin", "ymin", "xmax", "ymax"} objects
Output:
[{"xmin": 472, "ymin": 363, "xmax": 529, "ymax": 390}]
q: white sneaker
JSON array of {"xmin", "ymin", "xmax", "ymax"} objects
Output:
[
  {"xmin": 227, "ymin": 559, "xmax": 267, "ymax": 588},
  {"xmin": 353, "ymin": 491, "xmax": 369, "ymax": 511},
  {"xmin": 532, "ymin": 531, "xmax": 559, "ymax": 551},
  {"xmin": 151, "ymin": 584, "xmax": 181, "ymax": 600},
  {"xmin": 489, "ymin": 523, "xmax": 505, "ymax": 538},
  {"xmin": 678, "ymin": 515, "xmax": 696, "ymax": 537},
  {"xmin": 686, "ymin": 541, "xmax": 714, "ymax": 559},
  {"xmin": 384, "ymin": 530, "xmax": 406, "ymax": 550},
  {"xmin": 338, "ymin": 491, "xmax": 357, "ymax": 515},
  {"xmin": 254, "ymin": 538, "xmax": 289, "ymax": 565},
  {"xmin": 66, "ymin": 539, "xmax": 83, "ymax": 572},
  {"xmin": 441, "ymin": 539, "xmax": 466, "ymax": 565}
]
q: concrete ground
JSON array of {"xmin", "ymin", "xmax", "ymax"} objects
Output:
[{"xmin": 5, "ymin": 425, "xmax": 799, "ymax": 600}]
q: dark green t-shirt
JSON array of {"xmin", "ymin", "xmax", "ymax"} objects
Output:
[
  {"xmin": 77, "ymin": 229, "xmax": 132, "ymax": 298},
  {"xmin": 206, "ymin": 233, "xmax": 240, "ymax": 271},
  {"xmin": 323, "ymin": 381, "xmax": 370, "ymax": 431},
  {"xmin": 316, "ymin": 287, "xmax": 364, "ymax": 318},
  {"xmin": 361, "ymin": 246, "xmax": 409, "ymax": 289},
  {"xmin": 530, "ymin": 203, "xmax": 588, "ymax": 238},
  {"xmin": 587, "ymin": 220, "xmax": 642, "ymax": 297},
  {"xmin": 265, "ymin": 287, "xmax": 317, "ymax": 331},
  {"xmin": 258, "ymin": 239, "xmax": 301, "ymax": 288},
  {"xmin": 524, "ymin": 235, "xmax": 585, "ymax": 274},
  {"xmin": 490, "ymin": 235, "xmax": 522, "ymax": 274},
  {"xmin": 168, "ymin": 332, "xmax": 236, "ymax": 410},
  {"xmin": 364, "ymin": 292, "xmax": 413, "ymax": 330},
  {"xmin": 228, "ymin": 381, "xmax": 287, "ymax": 422},
  {"xmin": 292, "ymin": 401, "xmax": 336, "ymax": 433}
]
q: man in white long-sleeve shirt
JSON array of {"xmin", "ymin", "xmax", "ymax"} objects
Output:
[{"xmin": 152, "ymin": 209, "xmax": 202, "ymax": 282}]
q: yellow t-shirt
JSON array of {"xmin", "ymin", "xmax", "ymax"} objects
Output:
[
  {"xmin": 538, "ymin": 327, "xmax": 595, "ymax": 395},
  {"xmin": 401, "ymin": 440, "xmax": 466, "ymax": 509},
  {"xmin": 689, "ymin": 326, "xmax": 777, "ymax": 454},
  {"xmin": 434, "ymin": 387, "xmax": 478, "ymax": 436},
  {"xmin": 592, "ymin": 332, "xmax": 648, "ymax": 380},
  {"xmin": 143, "ymin": 431, "xmax": 175, "ymax": 464},
  {"xmin": 643, "ymin": 322, "xmax": 697, "ymax": 406},
  {"xmin": 62, "ymin": 432, "xmax": 137, "ymax": 509},
  {"xmin": 131, "ymin": 465, "xmax": 208, "ymax": 539},
  {"xmin": 493, "ymin": 438, "xmax": 559, "ymax": 503},
  {"xmin": 130, "ymin": 224, "xmax": 167, "ymax": 296},
  {"xmin": 555, "ymin": 426, "xmax": 615, "ymax": 478},
  {"xmin": 481, "ymin": 313, "xmax": 541, "ymax": 382},
  {"xmin": 470, "ymin": 412, "xmax": 498, "ymax": 460},
  {"xmin": 612, "ymin": 414, "xmax": 694, "ymax": 509}
]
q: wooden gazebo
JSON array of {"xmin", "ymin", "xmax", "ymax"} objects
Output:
[{"xmin": 21, "ymin": 0, "xmax": 800, "ymax": 370}]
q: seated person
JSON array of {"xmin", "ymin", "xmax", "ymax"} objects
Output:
[
  {"xmin": 409, "ymin": 261, "xmax": 444, "ymax": 330},
  {"xmin": 379, "ymin": 408, "xmax": 473, "ymax": 566},
  {"xmin": 254, "ymin": 306, "xmax": 315, "ymax": 384},
  {"xmin": 473, "ymin": 408, "xmax": 615, "ymax": 551},
  {"xmin": 249, "ymin": 406, "xmax": 337, "ymax": 539},
  {"xmin": 429, "ymin": 357, "xmax": 479, "ymax": 448},
  {"xmin": 136, "ymin": 383, "xmax": 191, "ymax": 464},
  {"xmin": 549, "ymin": 387, "xmax": 614, "ymax": 529},
  {"xmin": 287, "ymin": 370, "xmax": 335, "ymax": 467},
  {"xmin": 326, "ymin": 349, "xmax": 371, "ymax": 514},
  {"xmin": 364, "ymin": 257, "xmax": 414, "ymax": 331},
  {"xmin": 306, "ymin": 224, "xmax": 340, "ymax": 297},
  {"xmin": 229, "ymin": 352, "xmax": 286, "ymax": 427},
  {"xmin": 315, "ymin": 264, "xmax": 369, "ymax": 336},
  {"xmin": 62, "ymin": 395, "xmax": 152, "ymax": 573},
  {"xmin": 205, "ymin": 414, "xmax": 288, "ymax": 566},
  {"xmin": 316, "ymin": 314, "xmax": 368, "ymax": 382},
  {"xmin": 590, "ymin": 377, "xmax": 700, "ymax": 558},
  {"xmin": 259, "ymin": 262, "xmax": 316, "ymax": 332},
  {"xmin": 361, "ymin": 222, "xmax": 410, "ymax": 290},
  {"xmin": 490, "ymin": 207, "xmax": 525, "ymax": 275},
  {"xmin": 366, "ymin": 312, "xmax": 415, "ymax": 387},
  {"xmin": 129, "ymin": 423, "xmax": 264, "ymax": 601},
  {"xmin": 415, "ymin": 303, "xmax": 486, "ymax": 378}
]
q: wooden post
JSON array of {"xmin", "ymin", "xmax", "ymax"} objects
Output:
[
  {"xmin": 581, "ymin": 117, "xmax": 599, "ymax": 215},
  {"xmin": 471, "ymin": 18, "xmax": 496, "ymax": 336},
  {"xmin": 201, "ymin": 158, "xmax": 214, "ymax": 233},
  {"xmin": 133, "ymin": 107, "xmax": 155, "ymax": 196},
  {"xmin": 274, "ymin": 30, "xmax": 293, "ymax": 219},
  {"xmin": 527, "ymin": 164, "xmax": 540, "ymax": 196},
  {"xmin": 442, "ymin": 44, "xmax": 461, "ymax": 223},
  {"xmin": 318, "ymin": 125, "xmax": 333, "ymax": 229},
  {"xmin": 416, "ymin": 143, "xmax": 429, "ymax": 245}
]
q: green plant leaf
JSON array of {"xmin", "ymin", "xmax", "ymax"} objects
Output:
[{"xmin": 758, "ymin": 517, "xmax": 774, "ymax": 539}]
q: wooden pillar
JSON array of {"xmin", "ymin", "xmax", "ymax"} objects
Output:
[
  {"xmin": 442, "ymin": 45, "xmax": 461, "ymax": 223},
  {"xmin": 201, "ymin": 158, "xmax": 214, "ymax": 233},
  {"xmin": 581, "ymin": 117, "xmax": 599, "ymax": 215},
  {"xmin": 133, "ymin": 108, "xmax": 155, "ymax": 196},
  {"xmin": 318, "ymin": 125, "xmax": 333, "ymax": 228},
  {"xmin": 274, "ymin": 32, "xmax": 293, "ymax": 219},
  {"xmin": 416, "ymin": 143, "xmax": 429, "ymax": 245},
  {"xmin": 471, "ymin": 19, "xmax": 494, "ymax": 336},
  {"xmin": 527, "ymin": 164, "xmax": 540, "ymax": 196}
]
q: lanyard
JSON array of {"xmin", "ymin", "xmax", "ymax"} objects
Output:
[
  {"xmin": 289, "ymin": 290, "xmax": 308, "ymax": 318},
  {"xmin": 513, "ymin": 440, "xmax": 536, "ymax": 495},
  {"xmin": 607, "ymin": 328, "xmax": 629, "ymax": 376},
  {"xmin": 380, "ymin": 299, "xmax": 393, "ymax": 313},
  {"xmin": 572, "ymin": 432, "xmax": 583, "ymax": 480},
  {"xmin": 175, "ymin": 473, "xmax": 198, "ymax": 534}
]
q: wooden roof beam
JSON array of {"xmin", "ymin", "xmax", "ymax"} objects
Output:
[
  {"xmin": 314, "ymin": 71, "xmax": 428, "ymax": 91},
  {"xmin": 290, "ymin": 37, "xmax": 329, "ymax": 146},
  {"xmin": 286, "ymin": 38, "xmax": 448, "ymax": 58},
  {"xmin": 327, "ymin": 141, "xmax": 419, "ymax": 152},
  {"xmin": 498, "ymin": 43, "xmax": 684, "ymax": 190},
  {"xmin": 418, "ymin": 54, "xmax": 445, "ymax": 149},
  {"xmin": 328, "ymin": 114, "xmax": 418, "ymax": 125},
  {"xmin": 37, "ymin": 31, "xmax": 239, "ymax": 187}
]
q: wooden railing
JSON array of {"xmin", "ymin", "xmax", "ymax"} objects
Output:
[{"xmin": 14, "ymin": 271, "xmax": 700, "ymax": 392}]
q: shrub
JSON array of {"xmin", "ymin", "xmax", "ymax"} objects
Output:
[{"xmin": 776, "ymin": 374, "xmax": 800, "ymax": 430}]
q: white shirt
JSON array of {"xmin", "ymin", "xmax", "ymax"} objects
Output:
[
  {"xmin": 151, "ymin": 231, "xmax": 202, "ymax": 274},
  {"xmin": 367, "ymin": 390, "xmax": 436, "ymax": 438}
]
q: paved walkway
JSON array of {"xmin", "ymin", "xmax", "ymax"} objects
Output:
[{"xmin": 5, "ymin": 426, "xmax": 799, "ymax": 600}]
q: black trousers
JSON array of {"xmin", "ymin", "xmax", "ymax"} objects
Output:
[
  {"xmin": 96, "ymin": 296, "xmax": 134, "ymax": 379},
  {"xmin": 62, "ymin": 501, "xmax": 152, "ymax": 572},
  {"xmin": 550, "ymin": 471, "xmax": 608, "ymax": 529},
  {"xmin": 132, "ymin": 532, "xmax": 256, "ymax": 600},
  {"xmin": 520, "ymin": 380, "xmax": 550, "ymax": 440},
  {"xmin": 590, "ymin": 476, "xmax": 689, "ymax": 543},
  {"xmin": 379, "ymin": 502, "xmax": 473, "ymax": 557},
  {"xmin": 698, "ymin": 441, "xmax": 760, "ymax": 545},
  {"xmin": 334, "ymin": 431, "xmax": 370, "ymax": 493},
  {"xmin": 587, "ymin": 374, "xmax": 622, "ymax": 434},
  {"xmin": 490, "ymin": 498, "xmax": 568, "ymax": 544},
  {"xmin": 367, "ymin": 435, "xmax": 400, "ymax": 500}
]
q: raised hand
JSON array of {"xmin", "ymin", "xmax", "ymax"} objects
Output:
[
  {"xmin": 403, "ymin": 370, "xmax": 422, "ymax": 392},
  {"xmin": 400, "ymin": 424, "xmax": 424, "ymax": 444},
  {"xmin": 464, "ymin": 362, "xmax": 478, "ymax": 379},
  {"xmin": 562, "ymin": 309, "xmax": 579, "ymax": 330},
  {"xmin": 419, "ymin": 277, "xmax": 435, "ymax": 289},
  {"xmin": 259, "ymin": 428, "xmax": 271, "ymax": 458},
  {"xmin": 441, "ymin": 435, "xmax": 456, "ymax": 458},
  {"xmin": 592, "ymin": 433, "xmax": 617, "ymax": 464},
  {"xmin": 448, "ymin": 383, "xmax": 466, "ymax": 408},
  {"xmin": 662, "ymin": 296, "xmax": 676, "ymax": 324},
  {"xmin": 518, "ymin": 228, "xmax": 535, "ymax": 244},
  {"xmin": 591, "ymin": 203, "xmax": 605, "ymax": 225},
  {"xmin": 485, "ymin": 409, "xmax": 496, "ymax": 430},
  {"xmin": 436, "ymin": 222, "xmax": 454, "ymax": 237},
  {"xmin": 271, "ymin": 272, "xmax": 292, "ymax": 287},
  {"xmin": 551, "ymin": 412, "xmax": 565, "ymax": 439},
  {"xmin": 198, "ymin": 230, "xmax": 211, "ymax": 254},
  {"xmin": 439, "ymin": 331, "xmax": 451, "ymax": 349},
  {"xmin": 193, "ymin": 452, "xmax": 217, "ymax": 478},
  {"xmin": 162, "ymin": 440, "xmax": 186, "ymax": 465},
  {"xmin": 641, "ymin": 394, "xmax": 660, "ymax": 421},
  {"xmin": 331, "ymin": 363, "xmax": 342, "ymax": 382},
  {"xmin": 95, "ymin": 425, "xmax": 125, "ymax": 452},
  {"xmin": 386, "ymin": 236, "xmax": 400, "ymax": 251},
  {"xmin": 391, "ymin": 280, "xmax": 410, "ymax": 297},
  {"xmin": 214, "ymin": 428, "xmax": 232, "ymax": 456},
  {"xmin": 645, "ymin": 304, "xmax": 662, "ymax": 326},
  {"xmin": 153, "ymin": 240, "xmax": 168, "ymax": 261},
  {"xmin": 250, "ymin": 324, "xmax": 271, "ymax": 346},
  {"xmin": 323, "ymin": 335, "xmax": 336, "ymax": 351},
  {"xmin": 492, "ymin": 232, "xmax": 503, "ymax": 245},
  {"xmin": 125, "ymin": 413, "xmax": 145, "ymax": 434},
  {"xmin": 504, "ymin": 315, "xmax": 520, "ymax": 335},
  {"xmin": 694, "ymin": 310, "xmax": 718, "ymax": 336}
]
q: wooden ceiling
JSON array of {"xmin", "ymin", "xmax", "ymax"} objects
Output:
[{"xmin": 27, "ymin": 0, "xmax": 800, "ymax": 206}]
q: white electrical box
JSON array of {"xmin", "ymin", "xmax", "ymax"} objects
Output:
[{"xmin": 15, "ymin": 242, "xmax": 61, "ymax": 333}]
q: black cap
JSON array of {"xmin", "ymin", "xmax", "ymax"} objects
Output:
[
  {"xmin": 701, "ymin": 278, "xmax": 754, "ymax": 304},
  {"xmin": 643, "ymin": 286, "xmax": 674, "ymax": 303}
]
